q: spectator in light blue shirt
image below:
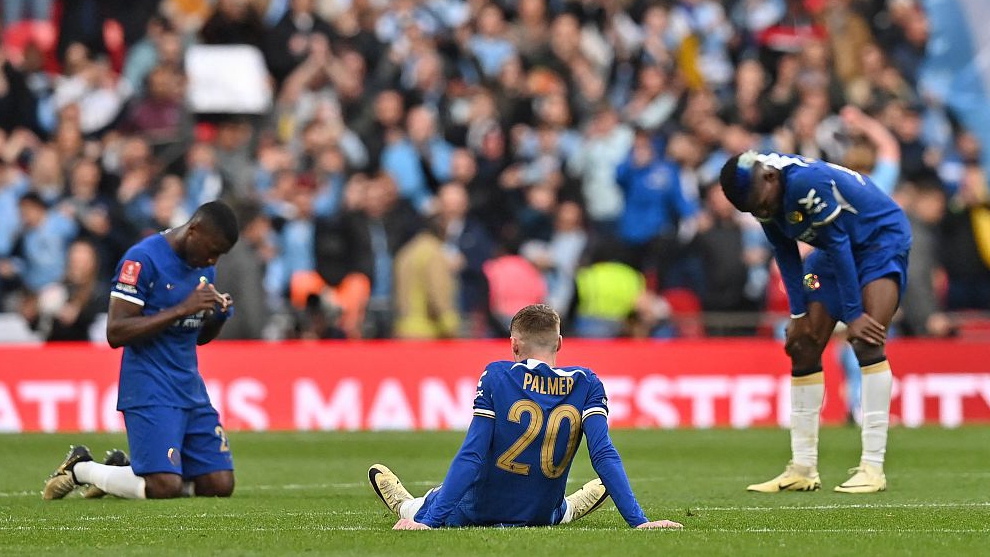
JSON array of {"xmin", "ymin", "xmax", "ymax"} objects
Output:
[
  {"xmin": 121, "ymin": 16, "xmax": 171, "ymax": 96},
  {"xmin": 5, "ymin": 192, "xmax": 78, "ymax": 293},
  {"xmin": 0, "ymin": 172, "xmax": 29, "ymax": 257},
  {"xmin": 381, "ymin": 106, "xmax": 453, "ymax": 213},
  {"xmin": 313, "ymin": 147, "xmax": 348, "ymax": 218},
  {"xmin": 273, "ymin": 188, "xmax": 316, "ymax": 294},
  {"xmin": 468, "ymin": 4, "xmax": 516, "ymax": 80}
]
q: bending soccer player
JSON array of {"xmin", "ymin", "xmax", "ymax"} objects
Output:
[
  {"xmin": 369, "ymin": 304, "xmax": 683, "ymax": 529},
  {"xmin": 719, "ymin": 152, "xmax": 911, "ymax": 493},
  {"xmin": 43, "ymin": 201, "xmax": 239, "ymax": 500}
]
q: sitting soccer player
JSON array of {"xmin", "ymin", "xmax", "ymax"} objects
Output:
[
  {"xmin": 719, "ymin": 152, "xmax": 911, "ymax": 493},
  {"xmin": 369, "ymin": 304, "xmax": 683, "ymax": 530},
  {"xmin": 43, "ymin": 201, "xmax": 239, "ymax": 500}
]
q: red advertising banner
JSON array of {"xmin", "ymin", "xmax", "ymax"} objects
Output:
[{"xmin": 0, "ymin": 340, "xmax": 988, "ymax": 432}]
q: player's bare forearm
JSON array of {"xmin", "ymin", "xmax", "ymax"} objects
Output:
[
  {"xmin": 107, "ymin": 282, "xmax": 219, "ymax": 348},
  {"xmin": 107, "ymin": 300, "xmax": 191, "ymax": 348}
]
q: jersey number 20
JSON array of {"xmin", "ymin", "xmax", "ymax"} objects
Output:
[{"xmin": 496, "ymin": 400, "xmax": 582, "ymax": 479}]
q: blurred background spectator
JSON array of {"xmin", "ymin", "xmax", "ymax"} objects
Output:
[{"xmin": 0, "ymin": 0, "xmax": 988, "ymax": 343}]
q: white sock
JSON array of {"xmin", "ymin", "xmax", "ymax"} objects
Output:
[
  {"xmin": 560, "ymin": 499, "xmax": 574, "ymax": 524},
  {"xmin": 399, "ymin": 496, "xmax": 426, "ymax": 520},
  {"xmin": 860, "ymin": 361, "xmax": 893, "ymax": 468},
  {"xmin": 183, "ymin": 481, "xmax": 195, "ymax": 497},
  {"xmin": 790, "ymin": 373, "xmax": 824, "ymax": 469},
  {"xmin": 73, "ymin": 462, "xmax": 146, "ymax": 499}
]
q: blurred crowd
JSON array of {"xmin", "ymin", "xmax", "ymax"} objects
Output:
[{"xmin": 0, "ymin": 0, "xmax": 988, "ymax": 342}]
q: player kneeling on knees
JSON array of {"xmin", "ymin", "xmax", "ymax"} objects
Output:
[{"xmin": 43, "ymin": 202, "xmax": 240, "ymax": 500}]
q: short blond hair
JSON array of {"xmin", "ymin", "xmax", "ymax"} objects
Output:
[{"xmin": 510, "ymin": 304, "xmax": 561, "ymax": 348}]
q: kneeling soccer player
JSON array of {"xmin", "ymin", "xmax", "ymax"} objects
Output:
[
  {"xmin": 369, "ymin": 304, "xmax": 683, "ymax": 530},
  {"xmin": 42, "ymin": 201, "xmax": 239, "ymax": 500}
]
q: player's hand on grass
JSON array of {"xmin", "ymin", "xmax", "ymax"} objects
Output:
[
  {"xmin": 179, "ymin": 281, "xmax": 219, "ymax": 315},
  {"xmin": 636, "ymin": 520, "xmax": 683, "ymax": 529},
  {"xmin": 392, "ymin": 518, "xmax": 431, "ymax": 530},
  {"xmin": 847, "ymin": 313, "xmax": 886, "ymax": 345}
]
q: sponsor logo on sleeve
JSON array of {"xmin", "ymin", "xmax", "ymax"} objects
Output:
[{"xmin": 797, "ymin": 188, "xmax": 827, "ymax": 215}]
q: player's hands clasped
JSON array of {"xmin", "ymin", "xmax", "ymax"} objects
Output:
[
  {"xmin": 392, "ymin": 518, "xmax": 431, "ymax": 530},
  {"xmin": 847, "ymin": 313, "xmax": 886, "ymax": 346},
  {"xmin": 178, "ymin": 281, "xmax": 220, "ymax": 316},
  {"xmin": 636, "ymin": 520, "xmax": 683, "ymax": 529},
  {"xmin": 207, "ymin": 284, "xmax": 233, "ymax": 313}
]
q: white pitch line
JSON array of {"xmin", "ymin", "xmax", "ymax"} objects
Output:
[
  {"xmin": 0, "ymin": 525, "xmax": 987, "ymax": 534},
  {"xmin": 3, "ymin": 476, "xmax": 989, "ymax": 515},
  {"xmin": 240, "ymin": 480, "xmax": 441, "ymax": 491},
  {"xmin": 0, "ymin": 490, "xmax": 37, "ymax": 498},
  {"xmin": 691, "ymin": 502, "xmax": 990, "ymax": 511},
  {"xmin": 0, "ymin": 480, "xmax": 441, "ymax": 498},
  {"xmin": 1, "ymin": 511, "xmax": 372, "ymax": 523},
  {"xmin": 710, "ymin": 528, "xmax": 990, "ymax": 534}
]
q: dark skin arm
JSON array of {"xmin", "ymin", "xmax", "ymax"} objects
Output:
[
  {"xmin": 106, "ymin": 281, "xmax": 221, "ymax": 348},
  {"xmin": 786, "ymin": 310, "xmax": 885, "ymax": 353},
  {"xmin": 785, "ymin": 280, "xmax": 894, "ymax": 360},
  {"xmin": 846, "ymin": 279, "xmax": 897, "ymax": 346},
  {"xmin": 197, "ymin": 285, "xmax": 233, "ymax": 345}
]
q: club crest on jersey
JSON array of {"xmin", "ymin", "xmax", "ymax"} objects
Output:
[
  {"xmin": 787, "ymin": 211, "xmax": 804, "ymax": 224},
  {"xmin": 118, "ymin": 260, "xmax": 142, "ymax": 286},
  {"xmin": 803, "ymin": 273, "xmax": 820, "ymax": 291}
]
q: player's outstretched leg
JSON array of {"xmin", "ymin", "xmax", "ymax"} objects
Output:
[
  {"xmin": 369, "ymin": 464, "xmax": 413, "ymax": 516},
  {"xmin": 562, "ymin": 478, "xmax": 610, "ymax": 523},
  {"xmin": 746, "ymin": 461, "xmax": 821, "ymax": 492},
  {"xmin": 42, "ymin": 445, "xmax": 94, "ymax": 500},
  {"xmin": 81, "ymin": 449, "xmax": 130, "ymax": 499}
]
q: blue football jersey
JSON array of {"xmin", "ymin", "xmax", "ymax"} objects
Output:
[
  {"xmin": 458, "ymin": 358, "xmax": 608, "ymax": 526},
  {"xmin": 757, "ymin": 153, "xmax": 911, "ymax": 321},
  {"xmin": 110, "ymin": 233, "xmax": 215, "ymax": 410}
]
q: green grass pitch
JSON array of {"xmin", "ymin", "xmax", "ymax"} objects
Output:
[{"xmin": 1, "ymin": 427, "xmax": 988, "ymax": 556}]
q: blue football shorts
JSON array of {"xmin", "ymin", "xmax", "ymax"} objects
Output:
[
  {"xmin": 803, "ymin": 246, "xmax": 909, "ymax": 323},
  {"xmin": 123, "ymin": 405, "xmax": 234, "ymax": 478}
]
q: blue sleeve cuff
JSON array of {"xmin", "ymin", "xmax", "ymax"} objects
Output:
[{"xmin": 214, "ymin": 304, "xmax": 234, "ymax": 321}]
